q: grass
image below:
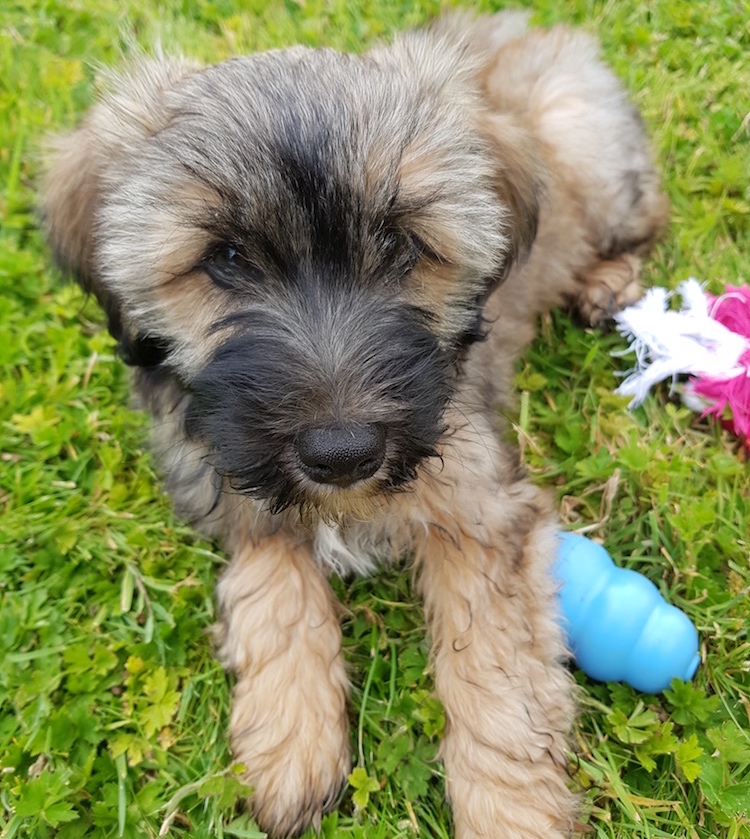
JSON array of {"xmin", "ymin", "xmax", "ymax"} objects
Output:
[{"xmin": 0, "ymin": 0, "xmax": 748, "ymax": 837}]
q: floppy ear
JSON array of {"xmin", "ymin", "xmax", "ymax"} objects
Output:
[
  {"xmin": 40, "ymin": 57, "xmax": 198, "ymax": 344},
  {"xmin": 42, "ymin": 114, "xmax": 112, "ymax": 303},
  {"xmin": 478, "ymin": 112, "xmax": 543, "ymax": 274}
]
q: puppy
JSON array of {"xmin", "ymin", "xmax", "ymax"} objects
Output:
[{"xmin": 42, "ymin": 11, "xmax": 667, "ymax": 839}]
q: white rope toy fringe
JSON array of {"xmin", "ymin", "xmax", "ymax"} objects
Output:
[{"xmin": 613, "ymin": 278, "xmax": 749, "ymax": 408}]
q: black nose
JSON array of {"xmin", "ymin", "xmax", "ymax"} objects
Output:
[{"xmin": 295, "ymin": 423, "xmax": 386, "ymax": 487}]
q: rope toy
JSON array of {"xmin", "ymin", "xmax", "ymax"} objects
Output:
[{"xmin": 614, "ymin": 279, "xmax": 750, "ymax": 448}]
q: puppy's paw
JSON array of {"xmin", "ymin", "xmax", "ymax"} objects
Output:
[
  {"xmin": 248, "ymin": 748, "xmax": 349, "ymax": 839},
  {"xmin": 577, "ymin": 253, "xmax": 642, "ymax": 326},
  {"xmin": 231, "ymin": 677, "xmax": 351, "ymax": 839}
]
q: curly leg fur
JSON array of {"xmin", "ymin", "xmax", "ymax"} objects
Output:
[
  {"xmin": 216, "ymin": 536, "xmax": 351, "ymax": 838},
  {"xmin": 408, "ymin": 420, "xmax": 577, "ymax": 839}
]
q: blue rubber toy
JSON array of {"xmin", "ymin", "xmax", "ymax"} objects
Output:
[{"xmin": 555, "ymin": 532, "xmax": 700, "ymax": 693}]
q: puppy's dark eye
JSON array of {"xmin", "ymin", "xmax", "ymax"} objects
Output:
[
  {"xmin": 410, "ymin": 233, "xmax": 444, "ymax": 265},
  {"xmin": 399, "ymin": 232, "xmax": 422, "ymax": 269},
  {"xmin": 458, "ymin": 307, "xmax": 488, "ymax": 348},
  {"xmin": 384, "ymin": 229, "xmax": 442, "ymax": 281},
  {"xmin": 201, "ymin": 244, "xmax": 261, "ymax": 291},
  {"xmin": 401, "ymin": 231, "xmax": 444, "ymax": 272}
]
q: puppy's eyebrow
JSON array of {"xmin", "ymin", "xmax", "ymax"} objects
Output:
[
  {"xmin": 385, "ymin": 210, "xmax": 451, "ymax": 268},
  {"xmin": 390, "ymin": 188, "xmax": 444, "ymax": 218}
]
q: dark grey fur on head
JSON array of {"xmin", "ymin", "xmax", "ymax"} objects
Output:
[{"xmin": 65, "ymin": 43, "xmax": 507, "ymax": 516}]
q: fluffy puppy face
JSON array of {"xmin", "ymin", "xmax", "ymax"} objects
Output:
[{"xmin": 43, "ymin": 32, "xmax": 539, "ymax": 519}]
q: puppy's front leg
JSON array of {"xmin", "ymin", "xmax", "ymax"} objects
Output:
[
  {"xmin": 413, "ymin": 443, "xmax": 576, "ymax": 838},
  {"xmin": 216, "ymin": 535, "xmax": 351, "ymax": 838}
]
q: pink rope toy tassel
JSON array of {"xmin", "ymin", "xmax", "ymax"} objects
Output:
[
  {"xmin": 614, "ymin": 279, "xmax": 750, "ymax": 449},
  {"xmin": 689, "ymin": 286, "xmax": 750, "ymax": 444}
]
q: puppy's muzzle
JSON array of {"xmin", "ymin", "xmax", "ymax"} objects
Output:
[{"xmin": 295, "ymin": 423, "xmax": 386, "ymax": 487}]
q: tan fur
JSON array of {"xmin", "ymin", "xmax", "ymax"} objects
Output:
[
  {"xmin": 407, "ymin": 413, "xmax": 576, "ymax": 837},
  {"xmin": 216, "ymin": 536, "xmax": 350, "ymax": 836},
  {"xmin": 42, "ymin": 11, "xmax": 668, "ymax": 839}
]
